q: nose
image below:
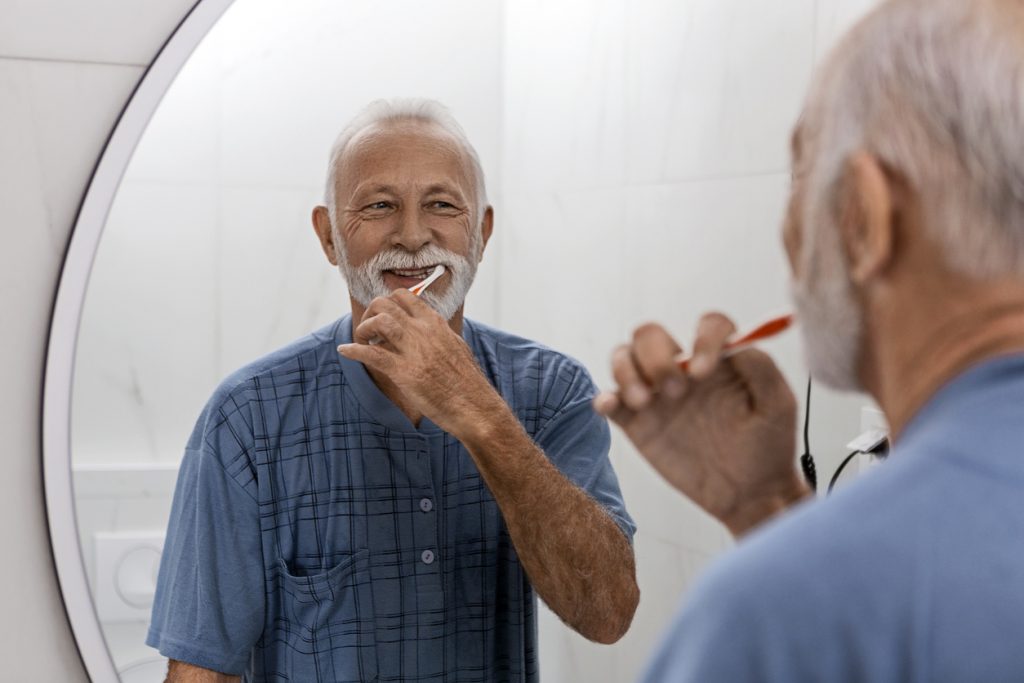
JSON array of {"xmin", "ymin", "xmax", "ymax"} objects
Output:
[{"xmin": 390, "ymin": 206, "xmax": 431, "ymax": 253}]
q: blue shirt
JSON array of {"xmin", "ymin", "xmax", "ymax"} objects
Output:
[
  {"xmin": 640, "ymin": 355, "xmax": 1024, "ymax": 682},
  {"xmin": 147, "ymin": 316, "xmax": 634, "ymax": 682}
]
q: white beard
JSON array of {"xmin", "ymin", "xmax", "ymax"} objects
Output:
[
  {"xmin": 335, "ymin": 233, "xmax": 481, "ymax": 321},
  {"xmin": 791, "ymin": 224, "xmax": 865, "ymax": 391}
]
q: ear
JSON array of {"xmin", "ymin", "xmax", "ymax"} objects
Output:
[
  {"xmin": 837, "ymin": 152, "xmax": 895, "ymax": 284},
  {"xmin": 312, "ymin": 205, "xmax": 339, "ymax": 266},
  {"xmin": 477, "ymin": 206, "xmax": 495, "ymax": 260}
]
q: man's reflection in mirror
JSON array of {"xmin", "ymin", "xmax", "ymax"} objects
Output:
[{"xmin": 146, "ymin": 99, "xmax": 639, "ymax": 682}]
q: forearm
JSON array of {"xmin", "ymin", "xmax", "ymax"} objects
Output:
[
  {"xmin": 455, "ymin": 397, "xmax": 639, "ymax": 644},
  {"xmin": 165, "ymin": 660, "xmax": 240, "ymax": 683}
]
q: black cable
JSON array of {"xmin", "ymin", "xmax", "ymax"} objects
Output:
[
  {"xmin": 828, "ymin": 450, "xmax": 861, "ymax": 494},
  {"xmin": 799, "ymin": 377, "xmax": 817, "ymax": 491}
]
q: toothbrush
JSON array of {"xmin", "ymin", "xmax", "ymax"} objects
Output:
[
  {"xmin": 367, "ymin": 265, "xmax": 447, "ymax": 345},
  {"xmin": 675, "ymin": 313, "xmax": 795, "ymax": 370},
  {"xmin": 408, "ymin": 264, "xmax": 446, "ymax": 296}
]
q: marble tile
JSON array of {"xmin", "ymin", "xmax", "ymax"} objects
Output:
[
  {"xmin": 495, "ymin": 186, "xmax": 627, "ymax": 386},
  {"xmin": 113, "ymin": 497, "xmax": 174, "ymax": 534},
  {"xmin": 217, "ymin": 184, "xmax": 347, "ymax": 372},
  {"xmin": 72, "ymin": 179, "xmax": 220, "ymax": 465},
  {"xmin": 216, "ymin": 0, "xmax": 503, "ymax": 191},
  {"xmin": 0, "ymin": 58, "xmax": 142, "ymax": 289},
  {"xmin": 625, "ymin": 0, "xmax": 816, "ymax": 183},
  {"xmin": 123, "ymin": 30, "xmax": 221, "ymax": 185},
  {"xmin": 0, "ymin": 0, "xmax": 195, "ymax": 65},
  {"xmin": 616, "ymin": 536, "xmax": 723, "ymax": 681},
  {"xmin": 538, "ymin": 600, "xmax": 619, "ymax": 682},
  {"xmin": 0, "ymin": 56, "xmax": 143, "ymax": 682},
  {"xmin": 619, "ymin": 173, "xmax": 793, "ymax": 335},
  {"xmin": 73, "ymin": 498, "xmax": 119, "ymax": 590},
  {"xmin": 502, "ymin": 0, "xmax": 629, "ymax": 193}
]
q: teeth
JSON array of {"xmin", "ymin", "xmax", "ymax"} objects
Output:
[{"xmin": 392, "ymin": 268, "xmax": 431, "ymax": 277}]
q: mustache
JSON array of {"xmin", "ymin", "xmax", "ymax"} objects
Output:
[{"xmin": 367, "ymin": 245, "xmax": 461, "ymax": 273}]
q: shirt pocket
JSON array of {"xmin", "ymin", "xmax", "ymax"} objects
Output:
[{"xmin": 275, "ymin": 550, "xmax": 378, "ymax": 682}]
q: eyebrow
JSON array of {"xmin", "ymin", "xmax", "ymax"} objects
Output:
[
  {"xmin": 423, "ymin": 184, "xmax": 464, "ymax": 197},
  {"xmin": 355, "ymin": 184, "xmax": 398, "ymax": 197}
]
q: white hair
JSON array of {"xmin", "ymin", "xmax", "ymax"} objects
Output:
[
  {"xmin": 323, "ymin": 98, "xmax": 489, "ymax": 227},
  {"xmin": 801, "ymin": 0, "xmax": 1024, "ymax": 280}
]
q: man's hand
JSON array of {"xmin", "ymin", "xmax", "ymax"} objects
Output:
[
  {"xmin": 339, "ymin": 288, "xmax": 501, "ymax": 435},
  {"xmin": 594, "ymin": 313, "xmax": 811, "ymax": 537}
]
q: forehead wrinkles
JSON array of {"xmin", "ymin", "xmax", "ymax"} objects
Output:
[{"xmin": 336, "ymin": 123, "xmax": 475, "ymax": 201}]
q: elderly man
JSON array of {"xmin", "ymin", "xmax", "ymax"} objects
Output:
[
  {"xmin": 598, "ymin": 0, "xmax": 1024, "ymax": 680},
  {"xmin": 147, "ymin": 99, "xmax": 638, "ymax": 682}
]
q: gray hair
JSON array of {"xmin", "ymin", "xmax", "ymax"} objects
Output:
[
  {"xmin": 323, "ymin": 98, "xmax": 489, "ymax": 227},
  {"xmin": 802, "ymin": 0, "xmax": 1024, "ymax": 279}
]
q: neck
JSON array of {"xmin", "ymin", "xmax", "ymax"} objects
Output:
[
  {"xmin": 862, "ymin": 279, "xmax": 1024, "ymax": 441},
  {"xmin": 349, "ymin": 296, "xmax": 465, "ymax": 425}
]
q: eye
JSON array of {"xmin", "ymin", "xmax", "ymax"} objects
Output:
[
  {"xmin": 368, "ymin": 201, "xmax": 391, "ymax": 210},
  {"xmin": 432, "ymin": 201, "xmax": 455, "ymax": 209}
]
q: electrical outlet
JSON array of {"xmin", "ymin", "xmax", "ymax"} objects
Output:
[
  {"xmin": 857, "ymin": 406, "xmax": 889, "ymax": 474},
  {"xmin": 860, "ymin": 406, "xmax": 888, "ymax": 433}
]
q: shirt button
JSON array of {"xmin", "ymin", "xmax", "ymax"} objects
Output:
[
  {"xmin": 419, "ymin": 498, "xmax": 434, "ymax": 513},
  {"xmin": 421, "ymin": 549, "xmax": 435, "ymax": 565}
]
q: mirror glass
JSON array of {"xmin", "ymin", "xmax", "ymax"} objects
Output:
[{"xmin": 69, "ymin": 0, "xmax": 870, "ymax": 680}]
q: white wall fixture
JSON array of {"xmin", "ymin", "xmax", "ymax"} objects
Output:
[
  {"xmin": 42, "ymin": 2, "xmax": 234, "ymax": 680},
  {"xmin": 94, "ymin": 532, "xmax": 165, "ymax": 622}
]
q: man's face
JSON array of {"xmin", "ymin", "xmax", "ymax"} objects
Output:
[
  {"xmin": 329, "ymin": 122, "xmax": 486, "ymax": 320},
  {"xmin": 784, "ymin": 124, "xmax": 865, "ymax": 391}
]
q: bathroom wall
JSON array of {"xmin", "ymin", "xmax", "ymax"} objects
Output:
[
  {"xmin": 0, "ymin": 2, "xmax": 197, "ymax": 680},
  {"xmin": 0, "ymin": 0, "xmax": 880, "ymax": 680},
  {"xmin": 500, "ymin": 0, "xmax": 881, "ymax": 679}
]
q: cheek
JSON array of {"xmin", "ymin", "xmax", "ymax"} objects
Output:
[
  {"xmin": 340, "ymin": 215, "xmax": 378, "ymax": 265},
  {"xmin": 783, "ymin": 196, "xmax": 803, "ymax": 276}
]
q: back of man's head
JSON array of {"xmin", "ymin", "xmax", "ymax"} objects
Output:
[{"xmin": 802, "ymin": 0, "xmax": 1024, "ymax": 279}]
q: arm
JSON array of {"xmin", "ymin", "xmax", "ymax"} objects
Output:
[
  {"xmin": 165, "ymin": 660, "xmax": 240, "ymax": 683},
  {"xmin": 594, "ymin": 314, "xmax": 811, "ymax": 537},
  {"xmin": 339, "ymin": 290, "xmax": 639, "ymax": 644}
]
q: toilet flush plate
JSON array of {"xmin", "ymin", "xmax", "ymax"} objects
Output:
[{"xmin": 94, "ymin": 531, "xmax": 164, "ymax": 623}]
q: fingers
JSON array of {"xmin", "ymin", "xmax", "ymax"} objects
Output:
[
  {"xmin": 631, "ymin": 323, "xmax": 688, "ymax": 399},
  {"xmin": 689, "ymin": 313, "xmax": 738, "ymax": 379},
  {"xmin": 728, "ymin": 348, "xmax": 796, "ymax": 415},
  {"xmin": 354, "ymin": 312, "xmax": 405, "ymax": 346},
  {"xmin": 593, "ymin": 390, "xmax": 620, "ymax": 417},
  {"xmin": 391, "ymin": 287, "xmax": 437, "ymax": 317},
  {"xmin": 611, "ymin": 344, "xmax": 653, "ymax": 410}
]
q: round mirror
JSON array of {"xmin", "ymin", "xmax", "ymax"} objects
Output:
[{"xmin": 46, "ymin": 0, "xmax": 872, "ymax": 680}]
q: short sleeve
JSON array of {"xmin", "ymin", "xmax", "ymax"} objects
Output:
[
  {"xmin": 146, "ymin": 393, "xmax": 264, "ymax": 675},
  {"xmin": 533, "ymin": 369, "xmax": 637, "ymax": 542}
]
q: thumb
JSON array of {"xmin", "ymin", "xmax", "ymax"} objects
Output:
[{"xmin": 337, "ymin": 343, "xmax": 393, "ymax": 372}]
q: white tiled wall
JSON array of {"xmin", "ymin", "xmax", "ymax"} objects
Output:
[
  {"xmin": 0, "ymin": 0, "xmax": 196, "ymax": 679},
  {"xmin": 500, "ymin": 1, "xmax": 878, "ymax": 679},
  {"xmin": 0, "ymin": 0, "xmax": 882, "ymax": 681}
]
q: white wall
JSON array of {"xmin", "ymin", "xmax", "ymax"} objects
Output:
[
  {"xmin": 0, "ymin": 2, "xmax": 198, "ymax": 680},
  {"xmin": 0, "ymin": 0, "xmax": 881, "ymax": 681},
  {"xmin": 501, "ymin": 1, "xmax": 878, "ymax": 679}
]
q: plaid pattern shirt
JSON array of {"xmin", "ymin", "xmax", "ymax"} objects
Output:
[{"xmin": 148, "ymin": 316, "xmax": 634, "ymax": 682}]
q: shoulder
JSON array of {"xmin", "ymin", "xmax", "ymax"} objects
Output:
[
  {"xmin": 656, "ymin": 461, "xmax": 932, "ymax": 681},
  {"xmin": 188, "ymin": 319, "xmax": 343, "ymax": 448},
  {"xmin": 213, "ymin": 319, "xmax": 341, "ymax": 403}
]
